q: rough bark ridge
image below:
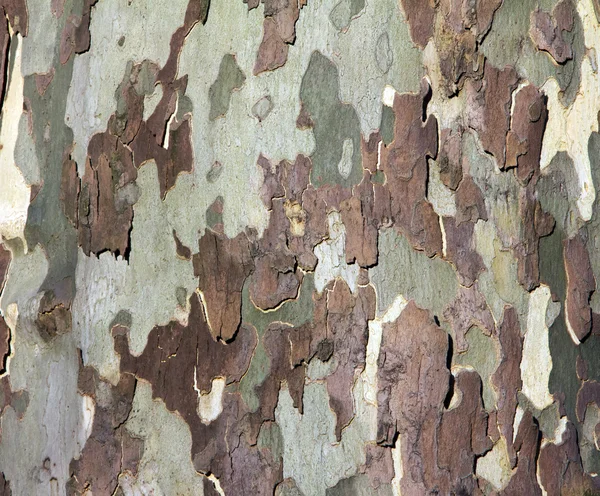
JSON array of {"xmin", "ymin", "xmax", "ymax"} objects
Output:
[{"xmin": 0, "ymin": 0, "xmax": 600, "ymax": 494}]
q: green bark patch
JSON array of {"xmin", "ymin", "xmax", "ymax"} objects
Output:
[
  {"xmin": 239, "ymin": 274, "xmax": 315, "ymax": 412},
  {"xmin": 208, "ymin": 53, "xmax": 246, "ymax": 121},
  {"xmin": 379, "ymin": 104, "xmax": 395, "ymax": 146},
  {"xmin": 299, "ymin": 51, "xmax": 363, "ymax": 188},
  {"xmin": 370, "ymin": 228, "xmax": 458, "ymax": 318},
  {"xmin": 454, "ymin": 326, "xmax": 499, "ymax": 411},
  {"xmin": 329, "ymin": 0, "xmax": 366, "ymax": 31}
]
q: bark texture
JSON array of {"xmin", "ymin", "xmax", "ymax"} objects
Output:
[{"xmin": 1, "ymin": 0, "xmax": 600, "ymax": 494}]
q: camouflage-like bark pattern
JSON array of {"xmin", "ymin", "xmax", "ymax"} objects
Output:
[{"xmin": 1, "ymin": 0, "xmax": 600, "ymax": 494}]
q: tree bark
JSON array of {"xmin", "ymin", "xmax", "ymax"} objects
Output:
[{"xmin": 0, "ymin": 0, "xmax": 599, "ymax": 494}]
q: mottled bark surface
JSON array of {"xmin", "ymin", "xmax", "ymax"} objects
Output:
[{"xmin": 1, "ymin": 0, "xmax": 600, "ymax": 495}]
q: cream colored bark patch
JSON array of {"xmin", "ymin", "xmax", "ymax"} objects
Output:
[
  {"xmin": 382, "ymin": 85, "xmax": 397, "ymax": 107},
  {"xmin": 0, "ymin": 34, "xmax": 30, "ymax": 248},
  {"xmin": 476, "ymin": 437, "xmax": 514, "ymax": 491},
  {"xmin": 196, "ymin": 376, "xmax": 226, "ymax": 424},
  {"xmin": 429, "ymin": 164, "xmax": 457, "ymax": 219},
  {"xmin": 80, "ymin": 395, "xmax": 95, "ymax": 447},
  {"xmin": 363, "ymin": 294, "xmax": 408, "ymax": 406},
  {"xmin": 143, "ymin": 83, "xmax": 163, "ymax": 122},
  {"xmin": 337, "ymin": 138, "xmax": 354, "ymax": 179},
  {"xmin": 314, "ymin": 211, "xmax": 359, "ymax": 294},
  {"xmin": 391, "ymin": 434, "xmax": 403, "ymax": 496},
  {"xmin": 540, "ymin": 0, "xmax": 600, "ymax": 222},
  {"xmin": 119, "ymin": 381, "xmax": 208, "ymax": 495},
  {"xmin": 276, "ymin": 381, "xmax": 374, "ymax": 495},
  {"xmin": 422, "ymin": 40, "xmax": 467, "ymax": 130},
  {"xmin": 521, "ymin": 285, "xmax": 555, "ymax": 411}
]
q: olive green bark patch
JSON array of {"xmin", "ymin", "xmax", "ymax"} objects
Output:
[
  {"xmin": 581, "ymin": 404, "xmax": 600, "ymax": 475},
  {"xmin": 537, "ymin": 151, "xmax": 579, "ymax": 236},
  {"xmin": 481, "ymin": 0, "xmax": 584, "ymax": 106},
  {"xmin": 371, "ymin": 170, "xmax": 386, "ymax": 185},
  {"xmin": 540, "ymin": 225, "xmax": 579, "ymax": 421},
  {"xmin": 22, "ymin": 40, "xmax": 79, "ymax": 302},
  {"xmin": 370, "ymin": 228, "xmax": 458, "ymax": 318},
  {"xmin": 539, "ymin": 227, "xmax": 567, "ymax": 302},
  {"xmin": 580, "ymin": 334, "xmax": 600, "ymax": 383},
  {"xmin": 239, "ymin": 274, "xmax": 315, "ymax": 412},
  {"xmin": 206, "ymin": 196, "xmax": 224, "ymax": 230},
  {"xmin": 299, "ymin": 51, "xmax": 363, "ymax": 188},
  {"xmin": 109, "ymin": 309, "xmax": 133, "ymax": 330},
  {"xmin": 326, "ymin": 475, "xmax": 392, "ymax": 495},
  {"xmin": 176, "ymin": 93, "xmax": 194, "ymax": 121},
  {"xmin": 329, "ymin": 0, "xmax": 366, "ymax": 31},
  {"xmin": 258, "ymin": 421, "xmax": 284, "ymax": 467},
  {"xmin": 585, "ymin": 129, "xmax": 600, "ymax": 312},
  {"xmin": 208, "ymin": 53, "xmax": 246, "ymax": 121},
  {"xmin": 548, "ymin": 311, "xmax": 579, "ymax": 423},
  {"xmin": 379, "ymin": 104, "xmax": 395, "ymax": 146},
  {"xmin": 454, "ymin": 326, "xmax": 499, "ymax": 411}
]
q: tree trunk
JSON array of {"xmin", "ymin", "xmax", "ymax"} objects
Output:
[{"xmin": 0, "ymin": 0, "xmax": 599, "ymax": 494}]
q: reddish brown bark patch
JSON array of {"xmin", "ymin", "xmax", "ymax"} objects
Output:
[
  {"xmin": 0, "ymin": 376, "xmax": 29, "ymax": 420},
  {"xmin": 340, "ymin": 172, "xmax": 379, "ymax": 268},
  {"xmin": 438, "ymin": 126, "xmax": 463, "ymax": 191},
  {"xmin": 470, "ymin": 63, "xmax": 518, "ymax": 168},
  {"xmin": 400, "ymin": 0, "xmax": 435, "ymax": 49},
  {"xmin": 516, "ymin": 190, "xmax": 555, "ymax": 291},
  {"xmin": 254, "ymin": 0, "xmax": 300, "ymax": 74},
  {"xmin": 530, "ymin": 1, "xmax": 574, "ymax": 64},
  {"xmin": 380, "ymin": 82, "xmax": 441, "ymax": 257},
  {"xmin": 505, "ymin": 84, "xmax": 548, "ymax": 186},
  {"xmin": 114, "ymin": 293, "xmax": 277, "ymax": 494},
  {"xmin": 59, "ymin": 1, "xmax": 99, "ymax": 65},
  {"xmin": 131, "ymin": 0, "xmax": 206, "ymax": 198},
  {"xmin": 437, "ymin": 370, "xmax": 492, "ymax": 494},
  {"xmin": 78, "ymin": 132, "xmax": 137, "ymax": 258},
  {"xmin": 360, "ymin": 444, "xmax": 395, "ymax": 489},
  {"xmin": 503, "ymin": 410, "xmax": 542, "ymax": 495},
  {"xmin": 432, "ymin": 0, "xmax": 503, "ymax": 95},
  {"xmin": 576, "ymin": 380, "xmax": 600, "ymax": 423},
  {"xmin": 131, "ymin": 116, "xmax": 194, "ymax": 199},
  {"xmin": 442, "ymin": 216, "xmax": 486, "ymax": 288},
  {"xmin": 257, "ymin": 154, "xmax": 331, "ymax": 272},
  {"xmin": 491, "ymin": 306, "xmax": 523, "ymax": 468},
  {"xmin": 538, "ymin": 421, "xmax": 596, "ymax": 496},
  {"xmin": 35, "ymin": 290, "xmax": 72, "ymax": 342},
  {"xmin": 376, "ymin": 300, "xmax": 449, "ymax": 493},
  {"xmin": 68, "ymin": 361, "xmax": 141, "ymax": 496},
  {"xmin": 0, "ymin": 472, "xmax": 9, "ymax": 496},
  {"xmin": 564, "ymin": 233, "xmax": 595, "ymax": 343},
  {"xmin": 193, "ymin": 229, "xmax": 255, "ymax": 341},
  {"xmin": 173, "ymin": 230, "xmax": 192, "ymax": 260},
  {"xmin": 249, "ymin": 322, "xmax": 307, "ymax": 440},
  {"xmin": 60, "ymin": 146, "xmax": 80, "ymax": 229},
  {"xmin": 110, "ymin": 61, "xmax": 160, "ymax": 146},
  {"xmin": 443, "ymin": 283, "xmax": 495, "ymax": 353},
  {"xmin": 115, "ymin": 292, "xmax": 257, "ymax": 398},
  {"xmin": 250, "ymin": 197, "xmax": 303, "ymax": 311},
  {"xmin": 455, "ymin": 174, "xmax": 487, "ymax": 225},
  {"xmin": 325, "ymin": 281, "xmax": 375, "ymax": 440},
  {"xmin": 0, "ymin": 17, "xmax": 10, "ymax": 113},
  {"xmin": 2, "ymin": 0, "xmax": 28, "ymax": 35},
  {"xmin": 0, "ymin": 319, "xmax": 9, "ymax": 374},
  {"xmin": 35, "ymin": 69, "xmax": 55, "ymax": 97}
]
